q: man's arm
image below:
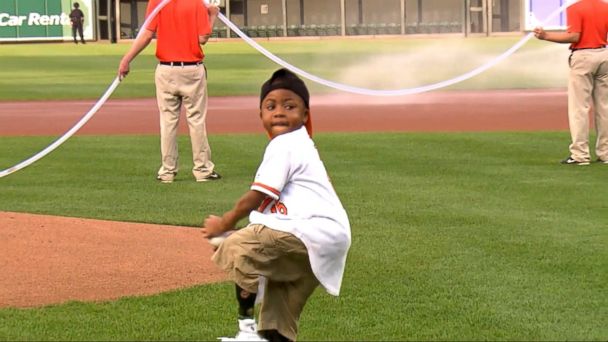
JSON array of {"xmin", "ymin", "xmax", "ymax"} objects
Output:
[
  {"xmin": 118, "ymin": 29, "xmax": 155, "ymax": 79},
  {"xmin": 534, "ymin": 27, "xmax": 580, "ymax": 44},
  {"xmin": 201, "ymin": 190, "xmax": 267, "ymax": 238},
  {"xmin": 208, "ymin": 5, "xmax": 219, "ymax": 28},
  {"xmin": 199, "ymin": 5, "xmax": 220, "ymax": 45}
]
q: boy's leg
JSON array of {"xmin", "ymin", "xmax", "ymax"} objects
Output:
[
  {"xmin": 236, "ymin": 284, "xmax": 256, "ymax": 319},
  {"xmin": 254, "ymin": 232, "xmax": 319, "ymax": 341},
  {"xmin": 213, "ymin": 225, "xmax": 266, "ymax": 340},
  {"xmin": 212, "ymin": 225, "xmax": 265, "ymax": 294},
  {"xmin": 212, "ymin": 224, "xmax": 318, "ymax": 340},
  {"xmin": 258, "ymin": 274, "xmax": 318, "ymax": 342},
  {"xmin": 258, "ymin": 329, "xmax": 290, "ymax": 342}
]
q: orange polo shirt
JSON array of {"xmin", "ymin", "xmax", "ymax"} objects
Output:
[
  {"xmin": 145, "ymin": 0, "xmax": 211, "ymax": 62},
  {"xmin": 567, "ymin": 0, "xmax": 608, "ymax": 49}
]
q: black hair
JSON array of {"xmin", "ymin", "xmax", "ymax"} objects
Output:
[{"xmin": 259, "ymin": 68, "xmax": 310, "ymax": 109}]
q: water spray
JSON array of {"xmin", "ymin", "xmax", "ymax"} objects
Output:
[{"xmin": 0, "ymin": 0, "xmax": 576, "ymax": 178}]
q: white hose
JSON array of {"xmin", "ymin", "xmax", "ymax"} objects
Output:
[
  {"xmin": 0, "ymin": 0, "xmax": 173, "ymax": 179},
  {"xmin": 0, "ymin": 77, "xmax": 121, "ymax": 178},
  {"xmin": 0, "ymin": 0, "xmax": 574, "ymax": 178},
  {"xmin": 215, "ymin": 0, "xmax": 574, "ymax": 96}
]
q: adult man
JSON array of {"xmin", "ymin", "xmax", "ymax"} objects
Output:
[
  {"xmin": 118, "ymin": 0, "xmax": 221, "ymax": 183},
  {"xmin": 534, "ymin": 0, "xmax": 608, "ymax": 165},
  {"xmin": 69, "ymin": 2, "xmax": 85, "ymax": 44}
]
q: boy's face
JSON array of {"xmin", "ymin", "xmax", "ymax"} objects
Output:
[{"xmin": 260, "ymin": 88, "xmax": 309, "ymax": 139}]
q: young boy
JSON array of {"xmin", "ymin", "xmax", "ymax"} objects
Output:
[{"xmin": 201, "ymin": 68, "xmax": 351, "ymax": 341}]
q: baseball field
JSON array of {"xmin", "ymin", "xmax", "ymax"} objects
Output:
[{"xmin": 0, "ymin": 37, "xmax": 607, "ymax": 340}]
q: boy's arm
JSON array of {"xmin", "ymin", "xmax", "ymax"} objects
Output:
[{"xmin": 201, "ymin": 190, "xmax": 267, "ymax": 238}]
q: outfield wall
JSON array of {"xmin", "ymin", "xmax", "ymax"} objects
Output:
[
  {"xmin": 0, "ymin": 0, "xmax": 569, "ymax": 43},
  {"xmin": 0, "ymin": 0, "xmax": 94, "ymax": 42}
]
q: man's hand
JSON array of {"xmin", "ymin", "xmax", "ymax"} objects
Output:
[
  {"xmin": 117, "ymin": 29, "xmax": 154, "ymax": 81},
  {"xmin": 534, "ymin": 27, "xmax": 546, "ymax": 40},
  {"xmin": 118, "ymin": 58, "xmax": 130, "ymax": 80},
  {"xmin": 208, "ymin": 4, "xmax": 220, "ymax": 16},
  {"xmin": 199, "ymin": 34, "xmax": 211, "ymax": 45}
]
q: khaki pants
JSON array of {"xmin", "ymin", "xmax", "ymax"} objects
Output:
[
  {"xmin": 212, "ymin": 224, "xmax": 319, "ymax": 341},
  {"xmin": 155, "ymin": 64, "xmax": 214, "ymax": 179},
  {"xmin": 568, "ymin": 48, "xmax": 608, "ymax": 162}
]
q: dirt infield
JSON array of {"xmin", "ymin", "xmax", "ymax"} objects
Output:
[
  {"xmin": 0, "ymin": 90, "xmax": 569, "ymax": 308},
  {"xmin": 0, "ymin": 212, "xmax": 223, "ymax": 308},
  {"xmin": 0, "ymin": 90, "xmax": 568, "ymax": 136}
]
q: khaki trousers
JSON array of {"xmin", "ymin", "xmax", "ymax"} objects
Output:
[
  {"xmin": 212, "ymin": 224, "xmax": 319, "ymax": 341},
  {"xmin": 154, "ymin": 64, "xmax": 214, "ymax": 179},
  {"xmin": 568, "ymin": 48, "xmax": 608, "ymax": 162}
]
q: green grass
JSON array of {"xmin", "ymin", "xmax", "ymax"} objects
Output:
[
  {"xmin": 0, "ymin": 36, "xmax": 604, "ymax": 340},
  {"xmin": 1, "ymin": 132, "xmax": 607, "ymax": 340},
  {"xmin": 0, "ymin": 36, "xmax": 570, "ymax": 101}
]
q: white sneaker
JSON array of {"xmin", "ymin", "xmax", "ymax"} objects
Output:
[{"xmin": 218, "ymin": 318, "xmax": 268, "ymax": 342}]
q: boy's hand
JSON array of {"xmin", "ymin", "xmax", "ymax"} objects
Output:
[{"xmin": 201, "ymin": 214, "xmax": 224, "ymax": 238}]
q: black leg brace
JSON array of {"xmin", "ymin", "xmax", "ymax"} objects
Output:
[{"xmin": 236, "ymin": 285, "xmax": 256, "ymax": 318}]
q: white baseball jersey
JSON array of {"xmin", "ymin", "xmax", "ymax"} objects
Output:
[{"xmin": 249, "ymin": 126, "xmax": 351, "ymax": 296}]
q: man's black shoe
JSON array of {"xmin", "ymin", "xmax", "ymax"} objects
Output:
[{"xmin": 560, "ymin": 156, "xmax": 590, "ymax": 165}]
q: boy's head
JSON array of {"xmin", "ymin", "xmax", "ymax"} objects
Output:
[
  {"xmin": 259, "ymin": 68, "xmax": 312, "ymax": 138},
  {"xmin": 73, "ymin": 2, "xmax": 80, "ymax": 8}
]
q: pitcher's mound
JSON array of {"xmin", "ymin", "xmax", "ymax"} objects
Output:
[{"xmin": 0, "ymin": 211, "xmax": 225, "ymax": 308}]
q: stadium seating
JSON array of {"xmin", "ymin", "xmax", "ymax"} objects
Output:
[
  {"xmin": 287, "ymin": 24, "xmax": 298, "ymax": 36},
  {"xmin": 214, "ymin": 21, "xmax": 459, "ymax": 38},
  {"xmin": 387, "ymin": 23, "xmax": 401, "ymax": 34},
  {"xmin": 326, "ymin": 24, "xmax": 340, "ymax": 36},
  {"xmin": 258, "ymin": 25, "xmax": 268, "ymax": 37}
]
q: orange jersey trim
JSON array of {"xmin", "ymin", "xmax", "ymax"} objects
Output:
[{"xmin": 252, "ymin": 182, "xmax": 280, "ymax": 196}]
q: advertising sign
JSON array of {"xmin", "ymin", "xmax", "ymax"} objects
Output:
[
  {"xmin": 524, "ymin": 0, "xmax": 570, "ymax": 31},
  {"xmin": 0, "ymin": 0, "xmax": 94, "ymax": 42}
]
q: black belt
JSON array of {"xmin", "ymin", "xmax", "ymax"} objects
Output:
[
  {"xmin": 159, "ymin": 61, "xmax": 202, "ymax": 66},
  {"xmin": 571, "ymin": 46, "xmax": 605, "ymax": 51}
]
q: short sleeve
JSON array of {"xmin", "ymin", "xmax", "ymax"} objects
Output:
[
  {"xmin": 566, "ymin": 5, "xmax": 581, "ymax": 33},
  {"xmin": 251, "ymin": 142, "xmax": 291, "ymax": 199},
  {"xmin": 198, "ymin": 2, "xmax": 212, "ymax": 36},
  {"xmin": 144, "ymin": 0, "xmax": 159, "ymax": 32}
]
